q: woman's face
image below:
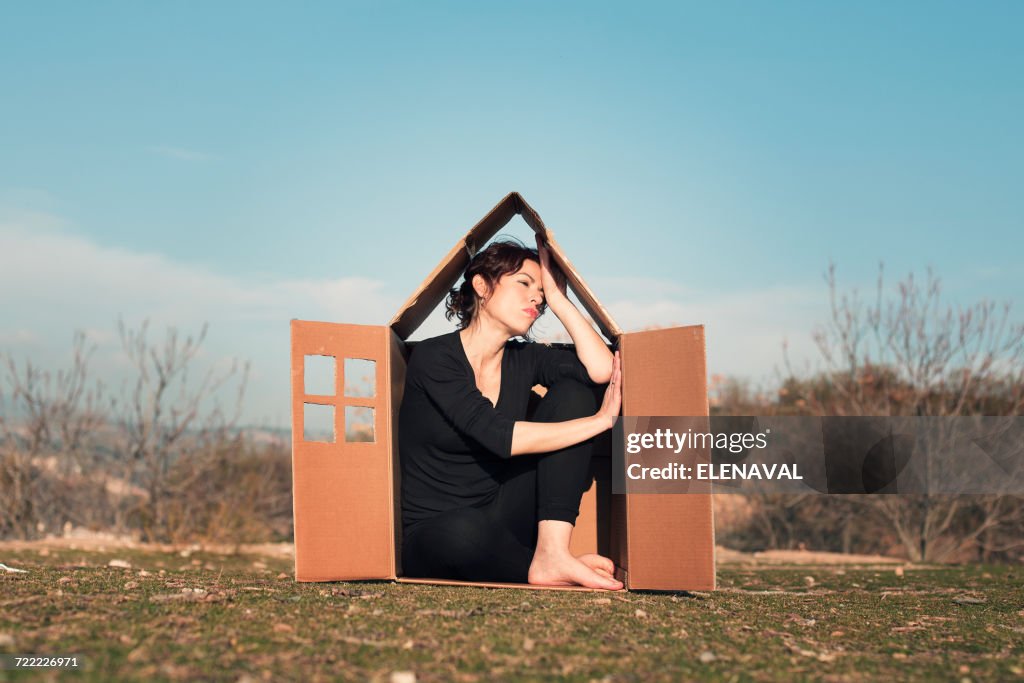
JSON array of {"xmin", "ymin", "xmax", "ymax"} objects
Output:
[{"xmin": 474, "ymin": 258, "xmax": 544, "ymax": 337}]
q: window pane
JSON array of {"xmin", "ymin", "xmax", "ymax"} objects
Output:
[
  {"xmin": 304, "ymin": 355, "xmax": 335, "ymax": 396},
  {"xmin": 344, "ymin": 358, "xmax": 376, "ymax": 398},
  {"xmin": 345, "ymin": 406, "xmax": 375, "ymax": 443},
  {"xmin": 303, "ymin": 403, "xmax": 335, "ymax": 443}
]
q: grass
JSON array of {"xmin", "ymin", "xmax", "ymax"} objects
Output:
[{"xmin": 1, "ymin": 546, "xmax": 1022, "ymax": 682}]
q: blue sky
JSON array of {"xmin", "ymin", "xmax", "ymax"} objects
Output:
[{"xmin": 1, "ymin": 1, "xmax": 1021, "ymax": 426}]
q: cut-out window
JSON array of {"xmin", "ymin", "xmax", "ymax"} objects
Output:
[
  {"xmin": 304, "ymin": 355, "xmax": 336, "ymax": 396},
  {"xmin": 303, "ymin": 403, "xmax": 335, "ymax": 443},
  {"xmin": 344, "ymin": 358, "xmax": 376, "ymax": 398},
  {"xmin": 345, "ymin": 406, "xmax": 375, "ymax": 443}
]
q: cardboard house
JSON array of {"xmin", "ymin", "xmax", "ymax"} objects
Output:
[{"xmin": 290, "ymin": 192, "xmax": 715, "ymax": 590}]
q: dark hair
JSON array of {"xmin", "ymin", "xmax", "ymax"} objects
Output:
[{"xmin": 445, "ymin": 238, "xmax": 563, "ymax": 333}]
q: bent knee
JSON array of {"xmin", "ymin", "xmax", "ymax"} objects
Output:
[{"xmin": 536, "ymin": 378, "xmax": 597, "ymax": 420}]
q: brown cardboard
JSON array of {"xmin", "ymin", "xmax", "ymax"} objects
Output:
[
  {"xmin": 396, "ymin": 577, "xmax": 611, "ymax": 592},
  {"xmin": 618, "ymin": 327, "xmax": 716, "ymax": 590},
  {"xmin": 291, "ymin": 192, "xmax": 715, "ymax": 590},
  {"xmin": 390, "ymin": 192, "xmax": 621, "ymax": 343},
  {"xmin": 291, "ymin": 322, "xmax": 395, "ymax": 581}
]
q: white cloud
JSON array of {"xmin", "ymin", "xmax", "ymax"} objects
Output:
[{"xmin": 0, "ymin": 211, "xmax": 399, "ymax": 428}]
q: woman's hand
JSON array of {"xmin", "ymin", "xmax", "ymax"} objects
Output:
[
  {"xmin": 511, "ymin": 352, "xmax": 621, "ymax": 455},
  {"xmin": 596, "ymin": 351, "xmax": 622, "ymax": 429},
  {"xmin": 534, "ymin": 232, "xmax": 613, "ymax": 385},
  {"xmin": 535, "ymin": 234, "xmax": 568, "ymax": 305}
]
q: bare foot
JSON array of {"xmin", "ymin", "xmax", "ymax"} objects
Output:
[
  {"xmin": 528, "ymin": 548, "xmax": 623, "ymax": 590},
  {"xmin": 577, "ymin": 553, "xmax": 616, "ymax": 578}
]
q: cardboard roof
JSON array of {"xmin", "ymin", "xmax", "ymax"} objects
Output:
[{"xmin": 389, "ymin": 192, "xmax": 623, "ymax": 342}]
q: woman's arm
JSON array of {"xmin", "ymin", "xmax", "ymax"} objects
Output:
[
  {"xmin": 536, "ymin": 236, "xmax": 614, "ymax": 384},
  {"xmin": 510, "ymin": 351, "xmax": 621, "ymax": 456}
]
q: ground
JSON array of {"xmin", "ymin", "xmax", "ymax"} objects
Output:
[{"xmin": 0, "ymin": 541, "xmax": 1022, "ymax": 682}]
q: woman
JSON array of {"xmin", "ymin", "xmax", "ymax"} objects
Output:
[{"xmin": 399, "ymin": 236, "xmax": 623, "ymax": 590}]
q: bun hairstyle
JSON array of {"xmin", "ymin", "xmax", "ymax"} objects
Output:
[{"xmin": 445, "ymin": 237, "xmax": 566, "ymax": 335}]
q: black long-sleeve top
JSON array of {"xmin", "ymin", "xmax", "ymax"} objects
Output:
[{"xmin": 399, "ymin": 331, "xmax": 595, "ymax": 530}]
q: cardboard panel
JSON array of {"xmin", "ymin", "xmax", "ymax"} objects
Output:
[
  {"xmin": 512, "ymin": 197, "xmax": 622, "ymax": 342},
  {"xmin": 543, "ymin": 233, "xmax": 622, "ymax": 342},
  {"xmin": 291, "ymin": 321, "xmax": 395, "ymax": 581},
  {"xmin": 389, "ymin": 329, "xmax": 408, "ymax": 574},
  {"xmin": 389, "ymin": 193, "xmax": 519, "ymax": 340},
  {"xmin": 569, "ymin": 479, "xmax": 598, "ymax": 557},
  {"xmin": 610, "ymin": 489, "xmax": 628, "ymax": 573},
  {"xmin": 619, "ymin": 326, "xmax": 716, "ymax": 590},
  {"xmin": 389, "ymin": 192, "xmax": 622, "ymax": 342},
  {"xmin": 396, "ymin": 577, "xmax": 617, "ymax": 592}
]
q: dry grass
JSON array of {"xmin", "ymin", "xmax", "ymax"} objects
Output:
[{"xmin": 1, "ymin": 545, "xmax": 1022, "ymax": 681}]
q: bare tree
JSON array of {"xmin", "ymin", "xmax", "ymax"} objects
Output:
[
  {"xmin": 0, "ymin": 322, "xmax": 293, "ymax": 545},
  {"xmin": 0, "ymin": 333, "xmax": 109, "ymax": 538},
  {"xmin": 115, "ymin": 319, "xmax": 249, "ymax": 542},
  {"xmin": 783, "ymin": 264, "xmax": 1024, "ymax": 561}
]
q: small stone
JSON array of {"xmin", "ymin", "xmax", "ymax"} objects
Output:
[
  {"xmin": 138, "ymin": 569, "xmax": 151, "ymax": 577},
  {"xmin": 592, "ymin": 598, "xmax": 612, "ymax": 605},
  {"xmin": 523, "ymin": 637, "xmax": 535, "ymax": 652},
  {"xmin": 390, "ymin": 672, "xmax": 416, "ymax": 683},
  {"xmin": 108, "ymin": 559, "xmax": 131, "ymax": 569},
  {"xmin": 0, "ymin": 633, "xmax": 15, "ymax": 648},
  {"xmin": 803, "ymin": 576, "xmax": 815, "ymax": 587},
  {"xmin": 892, "ymin": 652, "xmax": 908, "ymax": 660},
  {"xmin": 699, "ymin": 650, "xmax": 716, "ymax": 664},
  {"xmin": 953, "ymin": 595, "xmax": 986, "ymax": 605},
  {"xmin": 634, "ymin": 609, "xmax": 648, "ymax": 618},
  {"xmin": 277, "ymin": 572, "xmax": 289, "ymax": 580},
  {"xmin": 958, "ymin": 665, "xmax": 970, "ymax": 674},
  {"xmin": 895, "ymin": 567, "xmax": 905, "ymax": 578}
]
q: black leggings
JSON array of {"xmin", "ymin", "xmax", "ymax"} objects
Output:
[{"xmin": 401, "ymin": 378, "xmax": 598, "ymax": 583}]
